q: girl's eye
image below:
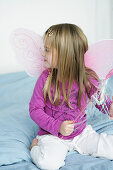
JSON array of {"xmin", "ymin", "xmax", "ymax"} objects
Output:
[{"xmin": 45, "ymin": 48, "xmax": 49, "ymax": 52}]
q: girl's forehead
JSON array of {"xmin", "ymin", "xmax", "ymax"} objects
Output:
[
  {"xmin": 44, "ymin": 35, "xmax": 53, "ymax": 47},
  {"xmin": 44, "ymin": 40, "xmax": 52, "ymax": 49},
  {"xmin": 44, "ymin": 43, "xmax": 51, "ymax": 49}
]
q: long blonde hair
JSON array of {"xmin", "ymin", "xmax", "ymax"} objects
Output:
[{"xmin": 43, "ymin": 23, "xmax": 99, "ymax": 109}]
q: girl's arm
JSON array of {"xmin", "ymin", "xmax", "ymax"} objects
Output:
[{"xmin": 29, "ymin": 70, "xmax": 62, "ymax": 137}]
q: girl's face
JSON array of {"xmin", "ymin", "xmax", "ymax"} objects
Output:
[{"xmin": 42, "ymin": 44, "xmax": 57, "ymax": 68}]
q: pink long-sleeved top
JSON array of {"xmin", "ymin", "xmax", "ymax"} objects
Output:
[{"xmin": 29, "ymin": 69, "xmax": 112, "ymax": 140}]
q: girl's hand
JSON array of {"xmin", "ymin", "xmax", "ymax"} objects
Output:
[
  {"xmin": 109, "ymin": 96, "xmax": 113, "ymax": 120},
  {"xmin": 59, "ymin": 120, "xmax": 74, "ymax": 136}
]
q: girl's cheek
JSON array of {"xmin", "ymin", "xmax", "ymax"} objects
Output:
[
  {"xmin": 53, "ymin": 57, "xmax": 57, "ymax": 67},
  {"xmin": 48, "ymin": 56, "xmax": 52, "ymax": 65}
]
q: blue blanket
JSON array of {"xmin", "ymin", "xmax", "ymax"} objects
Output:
[{"xmin": 0, "ymin": 71, "xmax": 113, "ymax": 170}]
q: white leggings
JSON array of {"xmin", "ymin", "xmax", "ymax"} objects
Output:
[{"xmin": 30, "ymin": 125, "xmax": 113, "ymax": 170}]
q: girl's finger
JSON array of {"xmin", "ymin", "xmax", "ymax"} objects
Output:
[
  {"xmin": 109, "ymin": 116, "xmax": 113, "ymax": 120},
  {"xmin": 67, "ymin": 124, "xmax": 74, "ymax": 128},
  {"xmin": 66, "ymin": 130, "xmax": 74, "ymax": 135},
  {"xmin": 67, "ymin": 128, "xmax": 74, "ymax": 131}
]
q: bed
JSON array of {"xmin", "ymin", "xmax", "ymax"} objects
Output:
[{"xmin": 0, "ymin": 71, "xmax": 113, "ymax": 170}]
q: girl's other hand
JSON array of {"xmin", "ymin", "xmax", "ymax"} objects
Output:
[
  {"xmin": 109, "ymin": 96, "xmax": 113, "ymax": 120},
  {"xmin": 59, "ymin": 120, "xmax": 74, "ymax": 136}
]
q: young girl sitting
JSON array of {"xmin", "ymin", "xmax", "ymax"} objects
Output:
[{"xmin": 29, "ymin": 23, "xmax": 113, "ymax": 170}]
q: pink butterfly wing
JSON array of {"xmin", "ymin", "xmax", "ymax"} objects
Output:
[
  {"xmin": 84, "ymin": 40, "xmax": 113, "ymax": 80},
  {"xmin": 10, "ymin": 28, "xmax": 45, "ymax": 77}
]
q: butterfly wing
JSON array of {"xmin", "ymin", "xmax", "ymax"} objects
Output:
[
  {"xmin": 84, "ymin": 40, "xmax": 113, "ymax": 80},
  {"xmin": 10, "ymin": 28, "xmax": 45, "ymax": 77}
]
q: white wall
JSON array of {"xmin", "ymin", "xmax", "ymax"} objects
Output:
[
  {"xmin": 0, "ymin": 0, "xmax": 113, "ymax": 74},
  {"xmin": 111, "ymin": 0, "xmax": 113, "ymax": 37}
]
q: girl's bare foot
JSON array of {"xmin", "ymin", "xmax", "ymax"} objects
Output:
[{"xmin": 30, "ymin": 138, "xmax": 38, "ymax": 150}]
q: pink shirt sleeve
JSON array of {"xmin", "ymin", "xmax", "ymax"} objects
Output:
[{"xmin": 29, "ymin": 70, "xmax": 62, "ymax": 136}]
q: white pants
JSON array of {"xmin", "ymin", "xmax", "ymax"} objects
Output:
[{"xmin": 30, "ymin": 125, "xmax": 113, "ymax": 170}]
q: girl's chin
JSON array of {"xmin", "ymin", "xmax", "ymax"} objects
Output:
[
  {"xmin": 44, "ymin": 62, "xmax": 51, "ymax": 68},
  {"xmin": 44, "ymin": 62, "xmax": 57, "ymax": 69}
]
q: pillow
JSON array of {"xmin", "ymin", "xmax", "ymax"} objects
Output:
[{"xmin": 0, "ymin": 71, "xmax": 38, "ymax": 166}]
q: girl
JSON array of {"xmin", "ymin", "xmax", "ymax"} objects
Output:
[{"xmin": 29, "ymin": 23, "xmax": 113, "ymax": 170}]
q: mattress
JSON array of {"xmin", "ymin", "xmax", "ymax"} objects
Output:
[{"xmin": 0, "ymin": 71, "xmax": 113, "ymax": 170}]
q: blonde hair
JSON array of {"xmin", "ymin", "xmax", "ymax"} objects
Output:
[{"xmin": 43, "ymin": 23, "xmax": 99, "ymax": 109}]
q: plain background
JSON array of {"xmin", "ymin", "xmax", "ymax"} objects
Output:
[{"xmin": 0, "ymin": 0, "xmax": 113, "ymax": 74}]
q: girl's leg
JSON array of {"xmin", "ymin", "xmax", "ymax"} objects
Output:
[
  {"xmin": 95, "ymin": 132, "xmax": 113, "ymax": 159},
  {"xmin": 30, "ymin": 135, "xmax": 68, "ymax": 170},
  {"xmin": 73, "ymin": 125, "xmax": 113, "ymax": 160}
]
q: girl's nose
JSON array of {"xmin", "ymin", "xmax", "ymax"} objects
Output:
[
  {"xmin": 41, "ymin": 51, "xmax": 45, "ymax": 57},
  {"xmin": 41, "ymin": 50, "xmax": 46, "ymax": 57}
]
